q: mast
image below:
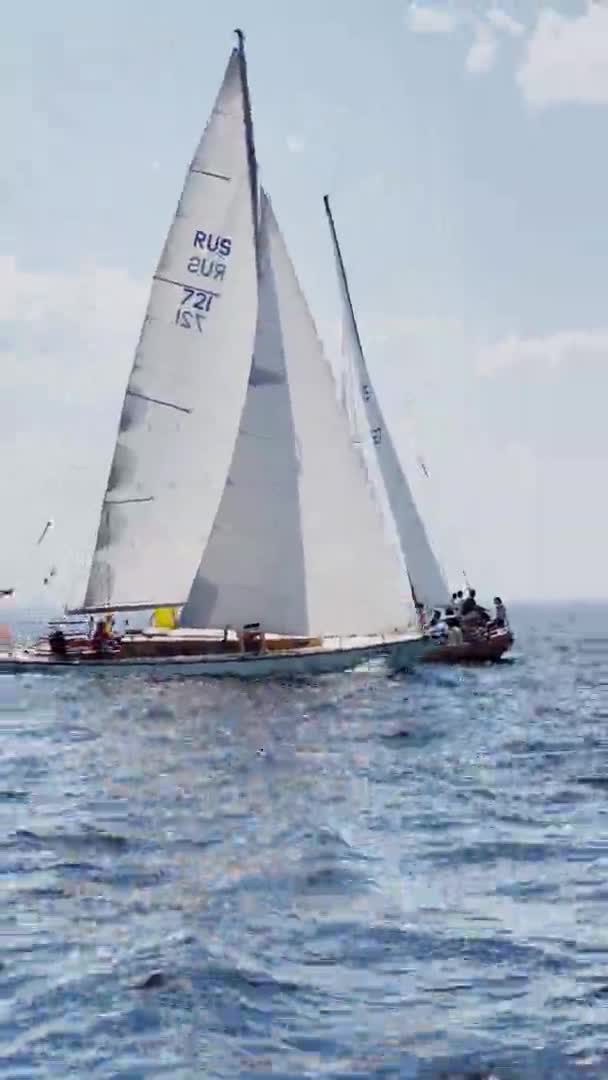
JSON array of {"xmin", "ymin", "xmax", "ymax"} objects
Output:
[
  {"xmin": 235, "ymin": 28, "xmax": 260, "ymax": 272},
  {"xmin": 323, "ymin": 195, "xmax": 365, "ymax": 360}
]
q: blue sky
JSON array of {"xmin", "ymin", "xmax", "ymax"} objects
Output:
[{"xmin": 1, "ymin": 0, "xmax": 607, "ymax": 606}]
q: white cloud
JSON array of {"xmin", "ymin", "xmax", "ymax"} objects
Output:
[
  {"xmin": 0, "ymin": 256, "xmax": 144, "ymax": 340},
  {"xmin": 407, "ymin": 4, "xmax": 524, "ymax": 76},
  {"xmin": 518, "ymin": 4, "xmax": 608, "ymax": 106},
  {"xmin": 286, "ymin": 134, "xmax": 305, "ymax": 154},
  {"xmin": 0, "ymin": 257, "xmax": 146, "ymax": 418},
  {"xmin": 486, "ymin": 7, "xmax": 525, "ymax": 38},
  {"xmin": 465, "ymin": 21, "xmax": 498, "ymax": 74},
  {"xmin": 0, "ymin": 259, "xmax": 146, "ymax": 602},
  {"xmin": 407, "ymin": 4, "xmax": 458, "ymax": 34},
  {"xmin": 476, "ymin": 328, "xmax": 608, "ymax": 375}
]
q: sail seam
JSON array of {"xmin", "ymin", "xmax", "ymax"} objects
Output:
[
  {"xmin": 127, "ymin": 390, "xmax": 192, "ymax": 415},
  {"xmin": 153, "ymin": 273, "xmax": 220, "ymax": 297},
  {"xmin": 105, "ymin": 497, "xmax": 154, "ymax": 506},
  {"xmin": 190, "ymin": 168, "xmax": 231, "ymax": 182}
]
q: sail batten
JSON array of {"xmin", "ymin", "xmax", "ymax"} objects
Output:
[
  {"xmin": 190, "ymin": 169, "xmax": 232, "ymax": 181},
  {"xmin": 324, "ymin": 195, "xmax": 450, "ymax": 612},
  {"xmin": 79, "ymin": 46, "xmax": 259, "ymax": 613}
]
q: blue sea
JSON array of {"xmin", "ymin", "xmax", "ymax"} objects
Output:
[{"xmin": 0, "ymin": 604, "xmax": 607, "ymax": 1079}]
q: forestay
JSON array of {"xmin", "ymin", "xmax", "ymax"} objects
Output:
[
  {"xmin": 79, "ymin": 48, "xmax": 258, "ymax": 611},
  {"xmin": 324, "ymin": 197, "xmax": 450, "ymax": 612},
  {"xmin": 181, "ymin": 191, "xmax": 414, "ymax": 636}
]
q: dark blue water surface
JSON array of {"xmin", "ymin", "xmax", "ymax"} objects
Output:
[{"xmin": 0, "ymin": 604, "xmax": 607, "ymax": 1079}]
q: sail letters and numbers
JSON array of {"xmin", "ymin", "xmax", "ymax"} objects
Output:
[
  {"xmin": 73, "ymin": 32, "xmax": 259, "ymax": 614},
  {"xmin": 69, "ymin": 33, "xmax": 413, "ymax": 639}
]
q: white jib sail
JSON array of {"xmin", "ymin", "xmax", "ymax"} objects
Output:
[
  {"xmin": 181, "ymin": 190, "xmax": 414, "ymax": 636},
  {"xmin": 324, "ymin": 197, "xmax": 450, "ymax": 612},
  {"xmin": 80, "ymin": 48, "xmax": 258, "ymax": 611}
]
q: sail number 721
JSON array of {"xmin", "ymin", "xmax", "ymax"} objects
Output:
[{"xmin": 175, "ymin": 286, "xmax": 217, "ymax": 332}]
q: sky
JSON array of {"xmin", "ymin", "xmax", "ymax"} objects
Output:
[{"xmin": 1, "ymin": 0, "xmax": 607, "ymax": 608}]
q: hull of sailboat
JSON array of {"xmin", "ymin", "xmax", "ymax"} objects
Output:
[
  {"xmin": 0, "ymin": 634, "xmax": 428, "ymax": 679},
  {"xmin": 421, "ymin": 629, "xmax": 514, "ymax": 664}
]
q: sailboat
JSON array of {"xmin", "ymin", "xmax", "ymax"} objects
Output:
[
  {"xmin": 323, "ymin": 195, "xmax": 513, "ymax": 665},
  {"xmin": 1, "ymin": 32, "xmax": 427, "ymax": 678}
]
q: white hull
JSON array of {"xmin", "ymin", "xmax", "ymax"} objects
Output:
[
  {"xmin": 388, "ymin": 635, "xmax": 432, "ymax": 673},
  {"xmin": 0, "ymin": 634, "xmax": 428, "ymax": 680}
]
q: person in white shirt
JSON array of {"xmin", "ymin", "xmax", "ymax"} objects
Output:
[{"xmin": 493, "ymin": 596, "xmax": 508, "ymax": 628}]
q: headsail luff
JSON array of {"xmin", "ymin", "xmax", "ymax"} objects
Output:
[
  {"xmin": 73, "ymin": 41, "xmax": 259, "ymax": 614},
  {"xmin": 235, "ymin": 28, "xmax": 260, "ymax": 272},
  {"xmin": 181, "ymin": 190, "xmax": 414, "ymax": 636},
  {"xmin": 323, "ymin": 194, "xmax": 450, "ymax": 612}
]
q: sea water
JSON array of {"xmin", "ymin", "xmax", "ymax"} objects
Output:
[{"xmin": 0, "ymin": 604, "xmax": 606, "ymax": 1078}]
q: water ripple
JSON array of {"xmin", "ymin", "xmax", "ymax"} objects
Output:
[{"xmin": 1, "ymin": 604, "xmax": 607, "ymax": 1077}]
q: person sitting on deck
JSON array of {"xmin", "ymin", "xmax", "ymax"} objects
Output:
[
  {"xmin": 460, "ymin": 590, "xmax": 491, "ymax": 641},
  {"xmin": 444, "ymin": 606, "xmax": 460, "ymax": 628},
  {"xmin": 240, "ymin": 622, "xmax": 266, "ymax": 654},
  {"xmin": 492, "ymin": 596, "xmax": 508, "ymax": 628},
  {"xmin": 443, "ymin": 607, "xmax": 463, "ymax": 644},
  {"xmin": 412, "ymin": 599, "xmax": 426, "ymax": 632},
  {"xmin": 92, "ymin": 618, "xmax": 111, "ymax": 656},
  {"xmin": 429, "ymin": 611, "xmax": 448, "ymax": 641},
  {"xmin": 49, "ymin": 628, "xmax": 67, "ymax": 657},
  {"xmin": 461, "ymin": 588, "xmax": 489, "ymax": 621},
  {"xmin": 460, "ymin": 589, "xmax": 477, "ymax": 617}
]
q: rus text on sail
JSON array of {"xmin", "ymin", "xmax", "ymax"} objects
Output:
[{"xmin": 187, "ymin": 230, "xmax": 232, "ymax": 281}]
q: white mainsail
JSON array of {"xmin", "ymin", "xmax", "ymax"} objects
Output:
[
  {"xmin": 78, "ymin": 44, "xmax": 258, "ymax": 612},
  {"xmin": 181, "ymin": 191, "xmax": 415, "ymax": 636},
  {"xmin": 324, "ymin": 196, "xmax": 450, "ymax": 613}
]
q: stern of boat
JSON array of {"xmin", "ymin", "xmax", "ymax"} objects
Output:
[{"xmin": 386, "ymin": 633, "xmax": 434, "ymax": 673}]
